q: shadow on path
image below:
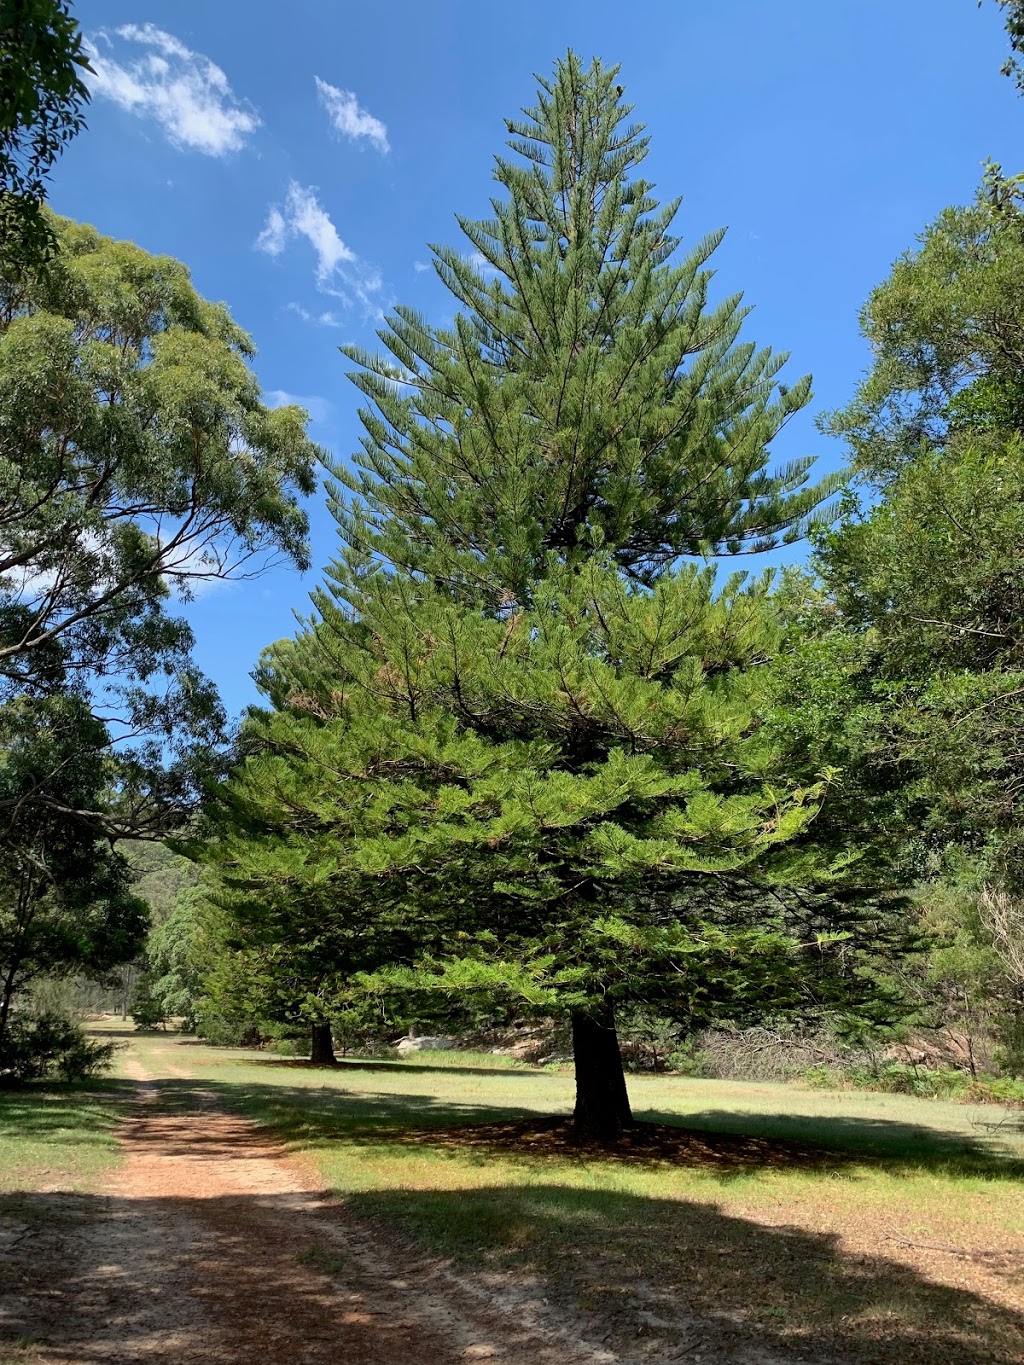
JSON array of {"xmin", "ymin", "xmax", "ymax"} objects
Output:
[
  {"xmin": 346, "ymin": 1182, "xmax": 1024, "ymax": 1365},
  {"xmin": 0, "ymin": 1189, "xmax": 463, "ymax": 1365},
  {"xmin": 4, "ymin": 1064, "xmax": 1022, "ymax": 1365},
  {"xmin": 1, "ymin": 1180, "xmax": 1020, "ymax": 1365}
]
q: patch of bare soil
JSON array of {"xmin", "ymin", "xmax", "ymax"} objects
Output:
[
  {"xmin": 0, "ymin": 1066, "xmax": 632, "ymax": 1365},
  {"xmin": 403, "ymin": 1115, "xmax": 844, "ymax": 1171}
]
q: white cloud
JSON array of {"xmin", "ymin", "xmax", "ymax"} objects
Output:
[
  {"xmin": 413, "ymin": 260, "xmax": 430, "ymax": 273},
  {"xmin": 257, "ymin": 182, "xmax": 353, "ymax": 282},
  {"xmin": 314, "ymin": 77, "xmax": 389, "ymax": 153},
  {"xmin": 266, "ymin": 390, "xmax": 332, "ymax": 424},
  {"xmin": 86, "ymin": 22, "xmax": 259, "ymax": 156},
  {"xmin": 256, "ymin": 207, "xmax": 287, "ymax": 257},
  {"xmin": 257, "ymin": 182, "xmax": 385, "ymax": 316},
  {"xmin": 289, "ymin": 184, "xmax": 355, "ymax": 279},
  {"xmin": 287, "ymin": 302, "xmax": 345, "ymax": 328},
  {"xmin": 467, "ymin": 249, "xmax": 500, "ymax": 279}
]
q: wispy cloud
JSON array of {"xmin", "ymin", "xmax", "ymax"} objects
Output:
[
  {"xmin": 467, "ymin": 249, "xmax": 500, "ymax": 280},
  {"xmin": 257, "ymin": 181, "xmax": 384, "ymax": 315},
  {"xmin": 266, "ymin": 390, "xmax": 332, "ymax": 424},
  {"xmin": 413, "ymin": 260, "xmax": 431, "ymax": 273},
  {"xmin": 85, "ymin": 23, "xmax": 259, "ymax": 156},
  {"xmin": 314, "ymin": 77, "xmax": 389, "ymax": 153},
  {"xmin": 286, "ymin": 302, "xmax": 345, "ymax": 328},
  {"xmin": 256, "ymin": 206, "xmax": 288, "ymax": 256},
  {"xmin": 257, "ymin": 182, "xmax": 354, "ymax": 281}
]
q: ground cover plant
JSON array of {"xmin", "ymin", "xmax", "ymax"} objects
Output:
[{"xmin": 115, "ymin": 1027, "xmax": 1024, "ymax": 1365}]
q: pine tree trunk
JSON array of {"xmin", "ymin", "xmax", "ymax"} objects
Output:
[
  {"xmin": 309, "ymin": 1021, "xmax": 336, "ymax": 1066},
  {"xmin": 571, "ymin": 1004, "xmax": 634, "ymax": 1139}
]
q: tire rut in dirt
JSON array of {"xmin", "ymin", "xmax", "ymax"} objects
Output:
[{"xmin": 1, "ymin": 1079, "xmax": 609, "ymax": 1364}]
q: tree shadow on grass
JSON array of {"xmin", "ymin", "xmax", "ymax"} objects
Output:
[
  {"xmin": 2, "ymin": 1183, "xmax": 1012, "ymax": 1365},
  {"xmin": 245, "ymin": 1054, "xmax": 548, "ymax": 1079},
  {"xmin": 4, "ymin": 1078, "xmax": 1020, "ymax": 1183},
  {"xmin": 0, "ymin": 1083, "xmax": 135, "ymax": 1152},
  {"xmin": 344, "ymin": 1182, "xmax": 1024, "ymax": 1365},
  {"xmin": 219, "ymin": 1078, "xmax": 1023, "ymax": 1180},
  {"xmin": 111, "ymin": 1078, "xmax": 1024, "ymax": 1181},
  {"xmin": 634, "ymin": 1105, "xmax": 1024, "ymax": 1177},
  {"xmin": 3, "ymin": 1075, "xmax": 1023, "ymax": 1365}
]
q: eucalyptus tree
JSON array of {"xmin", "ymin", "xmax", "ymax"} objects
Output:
[
  {"xmin": 0, "ymin": 211, "xmax": 319, "ymax": 835},
  {"xmin": 0, "ymin": 0, "xmax": 91, "ymax": 274}
]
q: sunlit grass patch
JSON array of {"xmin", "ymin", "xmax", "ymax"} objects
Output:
[
  {"xmin": 0, "ymin": 1084, "xmax": 132, "ymax": 1194},
  {"xmin": 138, "ymin": 1030, "xmax": 1024, "ymax": 1365}
]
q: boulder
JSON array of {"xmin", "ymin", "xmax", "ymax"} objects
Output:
[{"xmin": 396, "ymin": 1035, "xmax": 457, "ymax": 1054}]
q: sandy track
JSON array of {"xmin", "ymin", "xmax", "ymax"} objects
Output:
[{"xmin": 1, "ymin": 1058, "xmax": 619, "ymax": 1365}]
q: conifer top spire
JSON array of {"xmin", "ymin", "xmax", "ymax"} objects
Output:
[{"xmin": 332, "ymin": 53, "xmax": 837, "ymax": 610}]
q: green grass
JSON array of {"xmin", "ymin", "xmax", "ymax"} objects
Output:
[
  {"xmin": 0, "ymin": 1082, "xmax": 132, "ymax": 1194},
  {"xmin": 111, "ymin": 1028, "xmax": 1024, "ymax": 1364},
  {"xmin": 0, "ymin": 1071, "xmax": 135, "ymax": 1365}
]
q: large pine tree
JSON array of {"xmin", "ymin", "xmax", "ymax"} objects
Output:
[{"xmin": 218, "ymin": 55, "xmax": 877, "ymax": 1137}]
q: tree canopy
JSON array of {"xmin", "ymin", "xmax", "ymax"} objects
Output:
[
  {"xmin": 205, "ymin": 54, "xmax": 902, "ymax": 1136},
  {"xmin": 0, "ymin": 0, "xmax": 91, "ymax": 275},
  {"xmin": 0, "ymin": 690, "xmax": 147, "ymax": 1054},
  {"xmin": 0, "ymin": 211, "xmax": 320, "ymax": 835},
  {"xmin": 808, "ymin": 164, "xmax": 1024, "ymax": 1071}
]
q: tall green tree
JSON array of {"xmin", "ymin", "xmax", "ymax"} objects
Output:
[
  {"xmin": 0, "ymin": 211, "xmax": 319, "ymax": 836},
  {"xmin": 801, "ymin": 435, "xmax": 1024, "ymax": 1067},
  {"xmin": 219, "ymin": 54, "xmax": 884, "ymax": 1138},
  {"xmin": 0, "ymin": 0, "xmax": 91, "ymax": 274},
  {"xmin": 821, "ymin": 169, "xmax": 1024, "ymax": 484},
  {"xmin": 816, "ymin": 172, "xmax": 1024, "ymax": 1070},
  {"xmin": 0, "ymin": 689, "xmax": 146, "ymax": 1052},
  {"xmin": 823, "ymin": 179, "xmax": 1024, "ymax": 875}
]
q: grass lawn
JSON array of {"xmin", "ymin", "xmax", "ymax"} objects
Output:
[
  {"xmin": 119, "ymin": 1027, "xmax": 1024, "ymax": 1364},
  {"xmin": 0, "ymin": 1064, "xmax": 136, "ymax": 1365},
  {"xmin": 0, "ymin": 1081, "xmax": 130, "ymax": 1196}
]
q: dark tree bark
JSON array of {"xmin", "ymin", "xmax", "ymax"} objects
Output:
[
  {"xmin": 571, "ymin": 1003, "xmax": 634, "ymax": 1139},
  {"xmin": 0, "ymin": 965, "xmax": 16, "ymax": 1049},
  {"xmin": 309, "ymin": 1020, "xmax": 336, "ymax": 1065}
]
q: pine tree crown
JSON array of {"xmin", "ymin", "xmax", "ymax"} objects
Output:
[{"xmin": 327, "ymin": 51, "xmax": 839, "ymax": 612}]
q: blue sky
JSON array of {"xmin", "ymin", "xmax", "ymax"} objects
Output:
[{"xmin": 56, "ymin": 0, "xmax": 1018, "ymax": 717}]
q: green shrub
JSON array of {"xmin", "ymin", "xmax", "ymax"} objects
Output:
[
  {"xmin": 800, "ymin": 1060, "xmax": 1024, "ymax": 1106},
  {"xmin": 129, "ymin": 972, "xmax": 168, "ymax": 1030},
  {"xmin": 0, "ymin": 1012, "xmax": 117, "ymax": 1085},
  {"xmin": 802, "ymin": 1064, "xmax": 833, "ymax": 1089},
  {"xmin": 665, "ymin": 1041, "xmax": 715, "ymax": 1077},
  {"xmin": 194, "ymin": 1014, "xmax": 263, "ymax": 1047},
  {"xmin": 850, "ymin": 1064, "xmax": 969, "ymax": 1099},
  {"xmin": 965, "ymin": 1075, "xmax": 1024, "ymax": 1105},
  {"xmin": 263, "ymin": 1036, "xmax": 303, "ymax": 1057}
]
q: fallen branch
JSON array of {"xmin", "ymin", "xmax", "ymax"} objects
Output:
[{"xmin": 886, "ymin": 1230, "xmax": 1024, "ymax": 1260}]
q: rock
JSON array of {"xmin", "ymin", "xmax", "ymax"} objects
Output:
[{"xmin": 396, "ymin": 1035, "xmax": 457, "ymax": 1053}]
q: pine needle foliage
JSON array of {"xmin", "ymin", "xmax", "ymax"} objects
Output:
[
  {"xmin": 334, "ymin": 52, "xmax": 838, "ymax": 602},
  {"xmin": 214, "ymin": 55, "xmax": 873, "ymax": 1136}
]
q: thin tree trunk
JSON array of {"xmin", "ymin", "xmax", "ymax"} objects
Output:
[
  {"xmin": 571, "ymin": 1004, "xmax": 634, "ymax": 1139},
  {"xmin": 2, "ymin": 879, "xmax": 33, "ymax": 1052},
  {"xmin": 0, "ymin": 965, "xmax": 16, "ymax": 1051},
  {"xmin": 310, "ymin": 1020, "xmax": 336, "ymax": 1066}
]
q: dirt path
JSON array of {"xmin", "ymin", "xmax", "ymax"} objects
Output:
[{"xmin": 1, "ymin": 1054, "xmax": 628, "ymax": 1365}]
